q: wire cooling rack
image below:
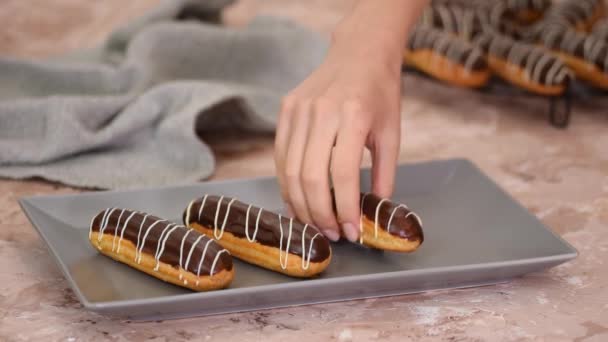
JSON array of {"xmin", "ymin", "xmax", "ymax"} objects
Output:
[{"xmin": 403, "ymin": 67, "xmax": 606, "ymax": 129}]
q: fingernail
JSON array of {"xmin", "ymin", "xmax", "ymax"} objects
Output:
[
  {"xmin": 323, "ymin": 229, "xmax": 340, "ymax": 242},
  {"xmin": 342, "ymin": 223, "xmax": 359, "ymax": 242}
]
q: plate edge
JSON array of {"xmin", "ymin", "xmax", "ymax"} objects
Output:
[{"xmin": 18, "ymin": 199, "xmax": 93, "ymax": 308}]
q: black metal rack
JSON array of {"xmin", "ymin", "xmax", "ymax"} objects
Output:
[
  {"xmin": 478, "ymin": 76, "xmax": 573, "ymax": 129},
  {"xmin": 403, "ymin": 67, "xmax": 606, "ymax": 129}
]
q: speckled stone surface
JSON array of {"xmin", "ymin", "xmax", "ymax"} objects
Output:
[{"xmin": 1, "ymin": 1, "xmax": 607, "ymax": 341}]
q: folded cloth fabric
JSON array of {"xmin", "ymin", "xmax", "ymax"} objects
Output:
[{"xmin": 0, "ymin": 0, "xmax": 327, "ymax": 189}]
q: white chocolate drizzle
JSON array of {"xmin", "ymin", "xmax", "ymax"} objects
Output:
[
  {"xmin": 136, "ymin": 219, "xmax": 166, "ymax": 264},
  {"xmin": 213, "ymin": 196, "xmax": 237, "ymax": 239},
  {"xmin": 111, "ymin": 209, "xmax": 126, "ymax": 251},
  {"xmin": 408, "ymin": 26, "xmax": 486, "ymax": 73},
  {"xmin": 209, "ymin": 250, "xmax": 230, "ymax": 277},
  {"xmin": 536, "ymin": 21, "xmax": 608, "ymax": 72},
  {"xmin": 135, "ymin": 214, "xmax": 150, "ymax": 256},
  {"xmin": 592, "ymin": 20, "xmax": 608, "ymax": 41},
  {"xmin": 153, "ymin": 223, "xmax": 180, "ymax": 271},
  {"xmin": 91, "ymin": 209, "xmax": 228, "ymax": 281},
  {"xmin": 473, "ymin": 32, "xmax": 572, "ymax": 85},
  {"xmin": 182, "ymin": 234, "xmax": 207, "ymax": 285},
  {"xmin": 544, "ymin": 0, "xmax": 601, "ymax": 27},
  {"xmin": 90, "ymin": 208, "xmax": 108, "ymax": 239},
  {"xmin": 386, "ymin": 204, "xmax": 410, "ymax": 234},
  {"xmin": 97, "ymin": 208, "xmax": 117, "ymax": 241},
  {"xmin": 185, "ymin": 196, "xmax": 323, "ymax": 271},
  {"xmin": 185, "ymin": 200, "xmax": 194, "ymax": 226},
  {"xmin": 195, "ymin": 239, "xmax": 215, "ymax": 285},
  {"xmin": 178, "ymin": 229, "xmax": 193, "ymax": 281},
  {"xmin": 421, "ymin": 4, "xmax": 486, "ymax": 41},
  {"xmin": 197, "ymin": 194, "xmax": 209, "ymax": 221},
  {"xmin": 301, "ymin": 224, "xmax": 322, "ymax": 270},
  {"xmin": 505, "ymin": 0, "xmax": 550, "ymax": 11},
  {"xmin": 278, "ymin": 214, "xmax": 293, "ymax": 270},
  {"xmin": 244, "ymin": 205, "xmax": 263, "ymax": 242},
  {"xmin": 359, "ymin": 193, "xmax": 423, "ymax": 245},
  {"xmin": 405, "ymin": 212, "xmax": 423, "ymax": 227},
  {"xmin": 373, "ymin": 199, "xmax": 390, "ymax": 238},
  {"xmin": 115, "ymin": 210, "xmax": 137, "ymax": 253}
]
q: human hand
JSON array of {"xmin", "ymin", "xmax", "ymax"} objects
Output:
[{"xmin": 274, "ymin": 19, "xmax": 406, "ymax": 242}]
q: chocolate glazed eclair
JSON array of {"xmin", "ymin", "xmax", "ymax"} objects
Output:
[
  {"xmin": 89, "ymin": 208, "xmax": 234, "ymax": 291},
  {"xmin": 183, "ymin": 195, "xmax": 332, "ymax": 278},
  {"xmin": 404, "ymin": 26, "xmax": 491, "ymax": 88},
  {"xmin": 472, "ymin": 31, "xmax": 572, "ymax": 96},
  {"xmin": 535, "ymin": 23, "xmax": 608, "ymax": 90},
  {"xmin": 543, "ymin": 0, "xmax": 606, "ymax": 32},
  {"xmin": 420, "ymin": 3, "xmax": 523, "ymax": 40},
  {"xmin": 420, "ymin": 4, "xmax": 487, "ymax": 40},
  {"xmin": 355, "ymin": 193, "xmax": 424, "ymax": 253},
  {"xmin": 424, "ymin": 0, "xmax": 549, "ymax": 37},
  {"xmin": 592, "ymin": 19, "xmax": 608, "ymax": 41},
  {"xmin": 502, "ymin": 0, "xmax": 552, "ymax": 25}
]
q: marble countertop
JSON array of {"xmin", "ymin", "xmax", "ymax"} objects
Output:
[{"xmin": 1, "ymin": 1, "xmax": 607, "ymax": 341}]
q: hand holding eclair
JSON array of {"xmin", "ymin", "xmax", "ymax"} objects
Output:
[{"xmin": 274, "ymin": 0, "xmax": 429, "ymax": 243}]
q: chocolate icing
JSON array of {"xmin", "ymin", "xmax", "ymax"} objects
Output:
[
  {"xmin": 421, "ymin": 4, "xmax": 486, "ymax": 39},
  {"xmin": 592, "ymin": 19, "xmax": 608, "ymax": 41},
  {"xmin": 423, "ymin": 1, "xmax": 548, "ymax": 40},
  {"xmin": 407, "ymin": 26, "xmax": 488, "ymax": 71},
  {"xmin": 504, "ymin": 0, "xmax": 551, "ymax": 12},
  {"xmin": 473, "ymin": 31, "xmax": 572, "ymax": 86},
  {"xmin": 535, "ymin": 23, "xmax": 608, "ymax": 71},
  {"xmin": 91, "ymin": 209, "xmax": 232, "ymax": 276},
  {"xmin": 359, "ymin": 193, "xmax": 424, "ymax": 243},
  {"xmin": 183, "ymin": 196, "xmax": 331, "ymax": 263},
  {"xmin": 544, "ymin": 0, "xmax": 603, "ymax": 27}
]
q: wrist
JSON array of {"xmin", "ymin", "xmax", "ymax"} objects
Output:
[
  {"xmin": 330, "ymin": 0, "xmax": 428, "ymax": 72},
  {"xmin": 330, "ymin": 23, "xmax": 405, "ymax": 73}
]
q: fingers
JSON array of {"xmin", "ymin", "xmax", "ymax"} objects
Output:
[
  {"xmin": 301, "ymin": 99, "xmax": 340, "ymax": 241},
  {"xmin": 276, "ymin": 94, "xmax": 341, "ymax": 242},
  {"xmin": 276, "ymin": 93, "xmax": 395, "ymax": 244},
  {"xmin": 274, "ymin": 96, "xmax": 295, "ymax": 205},
  {"xmin": 284, "ymin": 101, "xmax": 314, "ymax": 225},
  {"xmin": 370, "ymin": 126, "xmax": 400, "ymax": 199},
  {"xmin": 331, "ymin": 101, "xmax": 368, "ymax": 242}
]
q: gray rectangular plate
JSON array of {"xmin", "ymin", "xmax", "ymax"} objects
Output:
[{"xmin": 19, "ymin": 159, "xmax": 577, "ymax": 320}]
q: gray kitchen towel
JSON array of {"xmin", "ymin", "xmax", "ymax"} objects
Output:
[{"xmin": 0, "ymin": 0, "xmax": 328, "ymax": 189}]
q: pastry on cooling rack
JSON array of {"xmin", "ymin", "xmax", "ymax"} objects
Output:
[
  {"xmin": 535, "ymin": 23, "xmax": 608, "ymax": 90},
  {"xmin": 543, "ymin": 0, "xmax": 606, "ymax": 32},
  {"xmin": 404, "ymin": 26, "xmax": 491, "ymax": 88},
  {"xmin": 473, "ymin": 31, "xmax": 572, "ymax": 95}
]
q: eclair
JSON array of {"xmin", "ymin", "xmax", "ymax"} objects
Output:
[
  {"xmin": 420, "ymin": 4, "xmax": 486, "ymax": 40},
  {"xmin": 592, "ymin": 19, "xmax": 608, "ymax": 41},
  {"xmin": 535, "ymin": 23, "xmax": 608, "ymax": 90},
  {"xmin": 421, "ymin": 2, "xmax": 524, "ymax": 40},
  {"xmin": 357, "ymin": 193, "xmax": 424, "ymax": 252},
  {"xmin": 473, "ymin": 32, "xmax": 572, "ymax": 95},
  {"xmin": 543, "ymin": 0, "xmax": 606, "ymax": 32},
  {"xmin": 503, "ymin": 0, "xmax": 551, "ymax": 25},
  {"xmin": 183, "ymin": 196, "xmax": 332, "ymax": 278},
  {"xmin": 405, "ymin": 26, "xmax": 491, "ymax": 88},
  {"xmin": 89, "ymin": 208, "xmax": 234, "ymax": 291}
]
